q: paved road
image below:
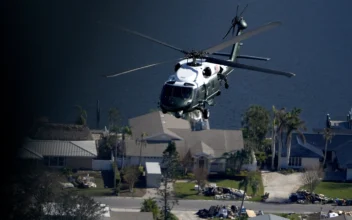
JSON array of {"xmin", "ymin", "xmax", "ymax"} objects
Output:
[{"xmin": 94, "ymin": 197, "xmax": 351, "ymax": 214}]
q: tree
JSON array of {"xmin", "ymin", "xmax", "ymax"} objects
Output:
[
  {"xmin": 302, "ymin": 165, "xmax": 324, "ymax": 193},
  {"xmin": 123, "ymin": 165, "xmax": 140, "ymax": 193},
  {"xmin": 136, "ymin": 132, "xmax": 148, "ymax": 166},
  {"xmin": 10, "ymin": 163, "xmax": 105, "ymax": 220},
  {"xmin": 120, "ymin": 126, "xmax": 132, "ymax": 169},
  {"xmin": 285, "ymin": 108, "xmax": 307, "ymax": 167},
  {"xmin": 180, "ymin": 149, "xmax": 193, "ymax": 175},
  {"xmin": 108, "ymin": 107, "xmax": 121, "ymax": 134},
  {"xmin": 141, "ymin": 198, "xmax": 160, "ymax": 220},
  {"xmin": 224, "ymin": 148, "xmax": 252, "ymax": 174},
  {"xmin": 112, "ymin": 161, "xmax": 121, "ymax": 195},
  {"xmin": 322, "ymin": 127, "xmax": 334, "ymax": 167},
  {"xmin": 75, "ymin": 105, "xmax": 87, "ymax": 125},
  {"xmin": 241, "ymin": 105, "xmax": 271, "ymax": 149},
  {"xmin": 53, "ymin": 192, "xmax": 106, "ymax": 219},
  {"xmin": 238, "ymin": 172, "xmax": 260, "ymax": 216},
  {"xmin": 275, "ymin": 108, "xmax": 289, "ymax": 170},
  {"xmin": 270, "ymin": 105, "xmax": 279, "ymax": 170},
  {"xmin": 158, "ymin": 141, "xmax": 180, "ymax": 220},
  {"xmin": 193, "ymin": 167, "xmax": 208, "ymax": 193}
]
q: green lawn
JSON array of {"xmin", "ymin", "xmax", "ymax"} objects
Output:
[
  {"xmin": 174, "ymin": 172, "xmax": 264, "ymax": 201},
  {"xmin": 313, "ymin": 182, "xmax": 352, "ymax": 199},
  {"xmin": 69, "ymin": 170, "xmax": 146, "ymax": 197}
]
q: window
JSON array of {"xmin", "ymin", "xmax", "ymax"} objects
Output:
[
  {"xmin": 289, "ymin": 157, "xmax": 302, "ymax": 167},
  {"xmin": 44, "ymin": 156, "xmax": 66, "ymax": 167},
  {"xmin": 161, "ymin": 85, "xmax": 193, "ymax": 99}
]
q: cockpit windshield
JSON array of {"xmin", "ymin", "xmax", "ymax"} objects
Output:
[{"xmin": 162, "ymin": 84, "xmax": 193, "ymax": 99}]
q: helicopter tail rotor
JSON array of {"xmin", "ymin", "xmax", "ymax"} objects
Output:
[{"xmin": 222, "ymin": 4, "xmax": 249, "ymax": 40}]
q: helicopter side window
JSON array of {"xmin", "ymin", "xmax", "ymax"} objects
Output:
[
  {"xmin": 162, "ymin": 85, "xmax": 172, "ymax": 97},
  {"xmin": 181, "ymin": 87, "xmax": 192, "ymax": 99}
]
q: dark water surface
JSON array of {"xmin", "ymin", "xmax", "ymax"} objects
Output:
[{"xmin": 15, "ymin": 0, "xmax": 352, "ymax": 130}]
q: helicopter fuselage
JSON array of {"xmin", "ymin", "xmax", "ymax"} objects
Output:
[{"xmin": 159, "ymin": 58, "xmax": 234, "ymax": 118}]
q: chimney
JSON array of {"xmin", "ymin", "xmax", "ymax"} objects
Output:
[{"xmin": 326, "ymin": 114, "xmax": 331, "ymax": 128}]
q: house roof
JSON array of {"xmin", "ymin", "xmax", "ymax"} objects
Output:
[
  {"xmin": 327, "ymin": 214, "xmax": 352, "ymax": 220},
  {"xmin": 249, "ymin": 214, "xmax": 289, "ymax": 220},
  {"xmin": 105, "ymin": 212, "xmax": 154, "ymax": 220},
  {"xmin": 191, "ymin": 141, "xmax": 215, "ymax": 156},
  {"xmin": 18, "ymin": 147, "xmax": 44, "ymax": 159},
  {"xmin": 20, "ymin": 139, "xmax": 98, "ymax": 158},
  {"xmin": 125, "ymin": 129, "xmax": 243, "ymax": 159},
  {"xmin": 279, "ymin": 133, "xmax": 352, "ymax": 168},
  {"xmin": 128, "ymin": 111, "xmax": 191, "ymax": 141},
  {"xmin": 28, "ymin": 123, "xmax": 94, "ymax": 140},
  {"xmin": 171, "ymin": 128, "xmax": 244, "ymax": 158},
  {"xmin": 146, "ymin": 162, "xmax": 161, "ymax": 174}
]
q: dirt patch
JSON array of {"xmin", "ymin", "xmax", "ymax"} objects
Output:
[{"xmin": 261, "ymin": 171, "xmax": 304, "ymax": 203}]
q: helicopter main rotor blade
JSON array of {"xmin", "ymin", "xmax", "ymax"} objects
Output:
[
  {"xmin": 206, "ymin": 57, "xmax": 295, "ymax": 78},
  {"xmin": 98, "ymin": 21, "xmax": 188, "ymax": 55},
  {"xmin": 103, "ymin": 58, "xmax": 184, "ymax": 78},
  {"xmin": 204, "ymin": 21, "xmax": 282, "ymax": 54}
]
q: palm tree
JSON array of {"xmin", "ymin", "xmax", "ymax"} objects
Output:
[
  {"xmin": 141, "ymin": 198, "xmax": 160, "ymax": 220},
  {"xmin": 271, "ymin": 106, "xmax": 279, "ymax": 170},
  {"xmin": 322, "ymin": 127, "xmax": 334, "ymax": 168},
  {"xmin": 238, "ymin": 172, "xmax": 260, "ymax": 216},
  {"xmin": 223, "ymin": 149, "xmax": 252, "ymax": 174},
  {"xmin": 275, "ymin": 108, "xmax": 288, "ymax": 170},
  {"xmin": 285, "ymin": 108, "xmax": 307, "ymax": 168},
  {"xmin": 74, "ymin": 105, "xmax": 87, "ymax": 125},
  {"xmin": 136, "ymin": 132, "xmax": 148, "ymax": 166},
  {"xmin": 120, "ymin": 126, "xmax": 132, "ymax": 169}
]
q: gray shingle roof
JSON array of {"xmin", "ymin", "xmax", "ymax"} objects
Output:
[
  {"xmin": 250, "ymin": 214, "xmax": 289, "ymax": 220},
  {"xmin": 29, "ymin": 123, "xmax": 94, "ymax": 140},
  {"xmin": 128, "ymin": 111, "xmax": 190, "ymax": 141},
  {"xmin": 171, "ymin": 129, "xmax": 244, "ymax": 158},
  {"xmin": 21, "ymin": 139, "xmax": 98, "ymax": 158},
  {"xmin": 18, "ymin": 147, "xmax": 44, "ymax": 159},
  {"xmin": 125, "ymin": 129, "xmax": 244, "ymax": 158},
  {"xmin": 191, "ymin": 141, "xmax": 215, "ymax": 156},
  {"xmin": 105, "ymin": 212, "xmax": 153, "ymax": 220},
  {"xmin": 279, "ymin": 133, "xmax": 352, "ymax": 167}
]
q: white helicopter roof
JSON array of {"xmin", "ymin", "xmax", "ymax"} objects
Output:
[{"xmin": 167, "ymin": 59, "xmax": 227, "ymax": 88}]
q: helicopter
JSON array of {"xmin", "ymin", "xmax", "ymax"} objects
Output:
[{"xmin": 103, "ymin": 5, "xmax": 295, "ymax": 120}]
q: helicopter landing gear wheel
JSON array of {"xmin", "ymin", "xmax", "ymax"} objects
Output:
[
  {"xmin": 161, "ymin": 107, "xmax": 167, "ymax": 114},
  {"xmin": 175, "ymin": 110, "xmax": 183, "ymax": 119},
  {"xmin": 203, "ymin": 109, "xmax": 210, "ymax": 119},
  {"xmin": 225, "ymin": 83, "xmax": 229, "ymax": 89}
]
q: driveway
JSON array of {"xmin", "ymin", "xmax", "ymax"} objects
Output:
[
  {"xmin": 142, "ymin": 182, "xmax": 174, "ymax": 199},
  {"xmin": 261, "ymin": 171, "xmax": 304, "ymax": 203}
]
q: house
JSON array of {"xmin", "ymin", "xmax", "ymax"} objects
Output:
[
  {"xmin": 123, "ymin": 111, "xmax": 245, "ymax": 173},
  {"xmin": 313, "ymin": 110, "xmax": 352, "ymax": 134},
  {"xmin": 19, "ymin": 139, "xmax": 98, "ymax": 169},
  {"xmin": 249, "ymin": 214, "xmax": 289, "ymax": 220},
  {"xmin": 278, "ymin": 133, "xmax": 323, "ymax": 170},
  {"xmin": 278, "ymin": 132, "xmax": 352, "ymax": 181},
  {"xmin": 18, "ymin": 123, "xmax": 98, "ymax": 170},
  {"xmin": 105, "ymin": 211, "xmax": 153, "ymax": 220}
]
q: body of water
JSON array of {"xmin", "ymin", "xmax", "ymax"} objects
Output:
[{"xmin": 14, "ymin": 0, "xmax": 352, "ymax": 131}]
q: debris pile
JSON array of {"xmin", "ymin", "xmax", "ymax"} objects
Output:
[
  {"xmin": 196, "ymin": 205, "xmax": 262, "ymax": 219},
  {"xmin": 289, "ymin": 190, "xmax": 335, "ymax": 204},
  {"xmin": 201, "ymin": 183, "xmax": 251, "ymax": 200},
  {"xmin": 66, "ymin": 173, "xmax": 97, "ymax": 189},
  {"xmin": 196, "ymin": 205, "xmax": 239, "ymax": 219}
]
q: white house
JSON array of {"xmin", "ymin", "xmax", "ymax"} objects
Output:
[{"xmin": 122, "ymin": 111, "xmax": 247, "ymax": 173}]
